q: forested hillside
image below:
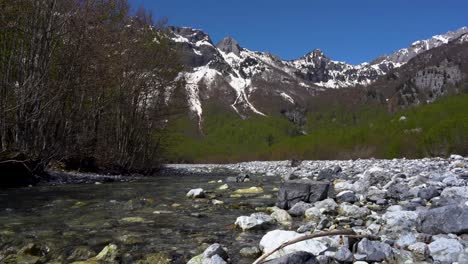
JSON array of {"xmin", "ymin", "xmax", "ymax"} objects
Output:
[
  {"xmin": 165, "ymin": 93, "xmax": 468, "ymax": 163},
  {"xmin": 0, "ymin": 0, "xmax": 183, "ymax": 173}
]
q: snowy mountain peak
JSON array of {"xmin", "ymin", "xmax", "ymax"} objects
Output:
[
  {"xmin": 217, "ymin": 37, "xmax": 242, "ymax": 56},
  {"xmin": 382, "ymin": 27, "xmax": 468, "ymax": 64},
  {"xmin": 167, "ymin": 26, "xmax": 468, "ymax": 122}
]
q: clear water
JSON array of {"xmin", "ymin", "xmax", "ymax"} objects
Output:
[{"xmin": 0, "ymin": 174, "xmax": 283, "ymax": 263}]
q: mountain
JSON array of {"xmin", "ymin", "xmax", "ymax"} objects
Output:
[{"xmin": 167, "ymin": 26, "xmax": 468, "ymax": 124}]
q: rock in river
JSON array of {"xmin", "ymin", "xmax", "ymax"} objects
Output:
[
  {"xmin": 235, "ymin": 213, "xmax": 275, "ymax": 231},
  {"xmin": 187, "ymin": 188, "xmax": 205, "ymax": 198},
  {"xmin": 259, "ymin": 230, "xmax": 327, "ymax": 260},
  {"xmin": 270, "ymin": 207, "xmax": 292, "ymax": 226},
  {"xmin": 276, "ymin": 179, "xmax": 331, "ymax": 210},
  {"xmin": 234, "ymin": 187, "xmax": 263, "ymax": 194}
]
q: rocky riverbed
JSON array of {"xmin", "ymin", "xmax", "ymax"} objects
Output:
[
  {"xmin": 170, "ymin": 156, "xmax": 468, "ymax": 264},
  {"xmin": 1, "ymin": 156, "xmax": 467, "ymax": 263}
]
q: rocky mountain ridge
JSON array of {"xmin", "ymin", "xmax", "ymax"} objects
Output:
[{"xmin": 168, "ymin": 26, "xmax": 468, "ymax": 123}]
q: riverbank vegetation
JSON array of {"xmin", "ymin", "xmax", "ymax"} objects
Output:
[
  {"xmin": 165, "ymin": 93, "xmax": 468, "ymax": 163},
  {"xmin": 0, "ymin": 0, "xmax": 183, "ymax": 174}
]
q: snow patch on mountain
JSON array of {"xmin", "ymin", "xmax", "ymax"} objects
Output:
[
  {"xmin": 168, "ymin": 26, "xmax": 468, "ymax": 119},
  {"xmin": 280, "ymin": 92, "xmax": 295, "ymax": 104}
]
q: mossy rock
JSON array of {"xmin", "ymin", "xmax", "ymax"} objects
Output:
[{"xmin": 134, "ymin": 253, "xmax": 171, "ymax": 264}]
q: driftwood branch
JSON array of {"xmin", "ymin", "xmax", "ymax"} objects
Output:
[{"xmin": 253, "ymin": 230, "xmax": 379, "ymax": 264}]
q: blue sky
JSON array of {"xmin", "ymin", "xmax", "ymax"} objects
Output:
[{"xmin": 130, "ymin": 0, "xmax": 468, "ymax": 64}]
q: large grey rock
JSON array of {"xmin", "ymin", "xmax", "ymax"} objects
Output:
[
  {"xmin": 428, "ymin": 237, "xmax": 463, "ymax": 263},
  {"xmin": 356, "ymin": 238, "xmax": 393, "ymax": 262},
  {"xmin": 417, "ymin": 204, "xmax": 468, "ymax": 235},
  {"xmin": 288, "ymin": 201, "xmax": 313, "ymax": 216},
  {"xmin": 276, "ymin": 179, "xmax": 331, "ymax": 210},
  {"xmin": 264, "ymin": 251, "xmax": 318, "ymax": 264},
  {"xmin": 235, "ymin": 213, "xmax": 275, "ymax": 231}
]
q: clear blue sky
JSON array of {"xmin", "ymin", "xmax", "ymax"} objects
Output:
[{"xmin": 130, "ymin": 0, "xmax": 468, "ymax": 64}]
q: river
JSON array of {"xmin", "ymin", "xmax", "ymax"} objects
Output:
[{"xmin": 0, "ymin": 173, "xmax": 282, "ymax": 263}]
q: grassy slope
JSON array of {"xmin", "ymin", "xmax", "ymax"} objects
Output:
[{"xmin": 164, "ymin": 94, "xmax": 468, "ymax": 163}]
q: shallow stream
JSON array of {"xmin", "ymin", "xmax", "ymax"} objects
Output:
[{"xmin": 0, "ymin": 173, "xmax": 283, "ymax": 263}]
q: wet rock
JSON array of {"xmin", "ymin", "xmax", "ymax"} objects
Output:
[
  {"xmin": 239, "ymin": 246, "xmax": 261, "ymax": 258},
  {"xmin": 263, "ymin": 251, "xmax": 319, "ymax": 264},
  {"xmin": 94, "ymin": 244, "xmax": 118, "ymax": 263},
  {"xmin": 6, "ymin": 255, "xmax": 43, "ymax": 264},
  {"xmin": 211, "ymin": 199, "xmax": 224, "ymax": 205},
  {"xmin": 276, "ymin": 179, "xmax": 331, "ymax": 210},
  {"xmin": 119, "ymin": 217, "xmax": 152, "ymax": 224},
  {"xmin": 288, "ymin": 201, "xmax": 313, "ymax": 217},
  {"xmin": 259, "ymin": 230, "xmax": 327, "ymax": 260},
  {"xmin": 187, "ymin": 254, "xmax": 203, "ymax": 264},
  {"xmin": 428, "ymin": 237, "xmax": 463, "ymax": 263},
  {"xmin": 235, "ymin": 213, "xmax": 275, "ymax": 231},
  {"xmin": 67, "ymin": 246, "xmax": 97, "ymax": 261},
  {"xmin": 226, "ymin": 174, "xmax": 250, "ymax": 183},
  {"xmin": 206, "ymin": 254, "xmax": 227, "ymax": 264},
  {"xmin": 234, "ymin": 187, "xmax": 263, "ymax": 194},
  {"xmin": 270, "ymin": 208, "xmax": 292, "ymax": 226},
  {"xmin": 356, "ymin": 238, "xmax": 393, "ymax": 262},
  {"xmin": 135, "ymin": 253, "xmax": 171, "ymax": 264},
  {"xmin": 417, "ymin": 204, "xmax": 468, "ymax": 235},
  {"xmin": 187, "ymin": 188, "xmax": 205, "ymax": 198},
  {"xmin": 18, "ymin": 243, "xmax": 48, "ymax": 257},
  {"xmin": 334, "ymin": 246, "xmax": 353, "ymax": 263},
  {"xmin": 217, "ymin": 184, "xmax": 229, "ymax": 190},
  {"xmin": 336, "ymin": 191, "xmax": 357, "ymax": 203},
  {"xmin": 202, "ymin": 243, "xmax": 228, "ymax": 263}
]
